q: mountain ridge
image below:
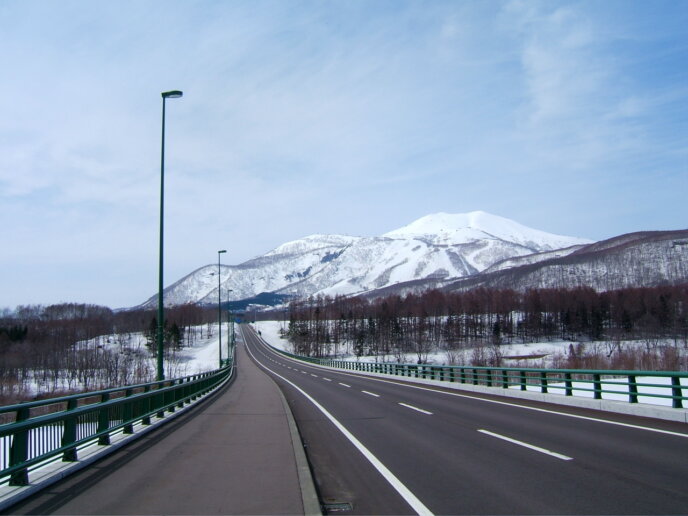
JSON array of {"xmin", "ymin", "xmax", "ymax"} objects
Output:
[
  {"xmin": 138, "ymin": 211, "xmax": 593, "ymax": 309},
  {"xmin": 366, "ymin": 229, "xmax": 688, "ymax": 298}
]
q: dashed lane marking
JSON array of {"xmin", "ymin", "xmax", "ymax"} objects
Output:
[
  {"xmin": 478, "ymin": 429, "xmax": 573, "ymax": 461},
  {"xmin": 399, "ymin": 403, "xmax": 433, "ymax": 415}
]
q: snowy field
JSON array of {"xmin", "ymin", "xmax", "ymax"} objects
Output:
[
  {"xmin": 4, "ymin": 320, "xmax": 685, "ymax": 407},
  {"xmin": 81, "ymin": 324, "xmax": 230, "ymax": 376},
  {"xmin": 253, "ymin": 321, "xmax": 687, "ymax": 408},
  {"xmin": 252, "ymin": 321, "xmax": 667, "ymax": 367},
  {"xmin": 6, "ymin": 325, "xmax": 231, "ymax": 398}
]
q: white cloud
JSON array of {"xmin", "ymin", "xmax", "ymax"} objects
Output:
[
  {"xmin": 0, "ymin": 0, "xmax": 685, "ymax": 307},
  {"xmin": 504, "ymin": 2, "xmax": 606, "ymax": 125}
]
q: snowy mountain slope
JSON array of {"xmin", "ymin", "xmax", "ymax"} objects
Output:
[
  {"xmin": 272, "ymin": 236, "xmax": 473, "ymax": 298},
  {"xmin": 139, "ymin": 234, "xmax": 357, "ymax": 308},
  {"xmin": 384, "ymin": 211, "xmax": 591, "ymax": 250},
  {"xmin": 139, "ymin": 211, "xmax": 594, "ymax": 308},
  {"xmin": 483, "ymin": 245, "xmax": 587, "ymax": 273},
  {"xmin": 441, "ymin": 230, "xmax": 688, "ymax": 293}
]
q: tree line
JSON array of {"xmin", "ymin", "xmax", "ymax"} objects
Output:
[
  {"xmin": 284, "ymin": 285, "xmax": 688, "ymax": 370},
  {"xmin": 0, "ymin": 303, "xmax": 219, "ymax": 404}
]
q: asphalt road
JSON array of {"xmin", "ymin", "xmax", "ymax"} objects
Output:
[
  {"xmin": 5, "ymin": 337, "xmax": 306, "ymax": 515},
  {"xmin": 242, "ymin": 324, "xmax": 688, "ymax": 515}
]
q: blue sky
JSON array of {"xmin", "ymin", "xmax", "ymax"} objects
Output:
[{"xmin": 1, "ymin": 0, "xmax": 686, "ymax": 309}]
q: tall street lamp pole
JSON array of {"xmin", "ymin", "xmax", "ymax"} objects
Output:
[
  {"xmin": 157, "ymin": 89, "xmax": 183, "ymax": 382},
  {"xmin": 218, "ymin": 249, "xmax": 227, "ymax": 367},
  {"xmin": 226, "ymin": 289, "xmax": 233, "ymax": 361}
]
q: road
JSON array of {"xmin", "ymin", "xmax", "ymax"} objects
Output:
[
  {"xmin": 5, "ymin": 334, "xmax": 308, "ymax": 515},
  {"xmin": 242, "ymin": 324, "xmax": 688, "ymax": 515}
]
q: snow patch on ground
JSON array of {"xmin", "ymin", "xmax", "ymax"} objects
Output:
[{"xmin": 253, "ymin": 321, "xmax": 686, "ymax": 408}]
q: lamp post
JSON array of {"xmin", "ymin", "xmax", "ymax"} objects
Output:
[
  {"xmin": 157, "ymin": 89, "xmax": 183, "ymax": 382},
  {"xmin": 218, "ymin": 249, "xmax": 227, "ymax": 367},
  {"xmin": 226, "ymin": 289, "xmax": 233, "ymax": 362}
]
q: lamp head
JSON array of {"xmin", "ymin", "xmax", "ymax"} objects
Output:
[
  {"xmin": 218, "ymin": 249, "xmax": 227, "ymax": 254},
  {"xmin": 162, "ymin": 90, "xmax": 183, "ymax": 99}
]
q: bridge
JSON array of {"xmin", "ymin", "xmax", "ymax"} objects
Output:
[{"xmin": 0, "ymin": 325, "xmax": 687, "ymax": 514}]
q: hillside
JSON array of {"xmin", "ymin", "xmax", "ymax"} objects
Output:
[{"xmin": 139, "ymin": 211, "xmax": 591, "ymax": 308}]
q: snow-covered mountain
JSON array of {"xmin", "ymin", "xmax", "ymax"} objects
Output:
[
  {"xmin": 442, "ymin": 230, "xmax": 688, "ymax": 293},
  {"xmin": 139, "ymin": 211, "xmax": 592, "ymax": 308},
  {"xmin": 384, "ymin": 211, "xmax": 588, "ymax": 251}
]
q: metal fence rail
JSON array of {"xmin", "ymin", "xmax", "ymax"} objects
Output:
[
  {"xmin": 268, "ymin": 346, "xmax": 687, "ymax": 409},
  {"xmin": 0, "ymin": 364, "xmax": 233, "ymax": 486}
]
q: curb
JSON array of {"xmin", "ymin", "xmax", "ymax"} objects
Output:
[
  {"xmin": 242, "ymin": 327, "xmax": 322, "ymax": 515},
  {"xmin": 275, "ymin": 383, "xmax": 323, "ymax": 516}
]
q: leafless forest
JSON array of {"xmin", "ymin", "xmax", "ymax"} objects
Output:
[
  {"xmin": 2, "ymin": 285, "xmax": 686, "ymax": 404},
  {"xmin": 284, "ymin": 285, "xmax": 688, "ymax": 370},
  {"xmin": 0, "ymin": 303, "xmax": 218, "ymax": 404}
]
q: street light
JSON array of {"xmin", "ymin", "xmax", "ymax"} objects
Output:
[
  {"xmin": 226, "ymin": 289, "xmax": 233, "ymax": 362},
  {"xmin": 218, "ymin": 249, "xmax": 227, "ymax": 367},
  {"xmin": 157, "ymin": 89, "xmax": 183, "ymax": 382}
]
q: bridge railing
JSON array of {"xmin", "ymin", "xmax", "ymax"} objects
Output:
[
  {"xmin": 267, "ymin": 345, "xmax": 687, "ymax": 409},
  {"xmin": 0, "ymin": 364, "xmax": 233, "ymax": 487}
]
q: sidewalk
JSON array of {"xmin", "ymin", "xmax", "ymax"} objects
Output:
[{"xmin": 4, "ymin": 342, "xmax": 319, "ymax": 515}]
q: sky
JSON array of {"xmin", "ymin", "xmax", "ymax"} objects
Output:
[{"xmin": 1, "ymin": 0, "xmax": 686, "ymax": 310}]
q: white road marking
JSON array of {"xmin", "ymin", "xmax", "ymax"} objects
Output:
[
  {"xmin": 247, "ymin": 326, "xmax": 688, "ymax": 440},
  {"xmin": 362, "ymin": 391, "xmax": 380, "ymax": 398},
  {"xmin": 244, "ymin": 339, "xmax": 433, "ymax": 516},
  {"xmin": 478, "ymin": 429, "xmax": 573, "ymax": 461},
  {"xmin": 323, "ymin": 378, "xmax": 332, "ymax": 382},
  {"xmin": 339, "ymin": 383, "xmax": 351, "ymax": 388},
  {"xmin": 399, "ymin": 403, "xmax": 433, "ymax": 415},
  {"xmin": 311, "ymin": 374, "xmax": 318, "ymax": 378}
]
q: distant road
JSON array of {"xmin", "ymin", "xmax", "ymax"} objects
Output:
[{"xmin": 242, "ymin": 325, "xmax": 688, "ymax": 515}]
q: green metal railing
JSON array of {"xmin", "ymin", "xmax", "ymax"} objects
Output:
[
  {"xmin": 268, "ymin": 346, "xmax": 687, "ymax": 409},
  {"xmin": 0, "ymin": 363, "xmax": 233, "ymax": 487}
]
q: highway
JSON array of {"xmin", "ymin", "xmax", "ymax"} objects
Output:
[{"xmin": 242, "ymin": 324, "xmax": 688, "ymax": 515}]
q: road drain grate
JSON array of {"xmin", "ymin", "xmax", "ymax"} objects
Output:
[{"xmin": 322, "ymin": 501, "xmax": 353, "ymax": 512}]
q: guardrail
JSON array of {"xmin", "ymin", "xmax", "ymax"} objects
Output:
[
  {"xmin": 268, "ymin": 345, "xmax": 687, "ymax": 409},
  {"xmin": 0, "ymin": 363, "xmax": 233, "ymax": 487}
]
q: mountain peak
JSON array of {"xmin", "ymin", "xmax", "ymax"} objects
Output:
[
  {"xmin": 383, "ymin": 211, "xmax": 591, "ymax": 250},
  {"xmin": 384, "ymin": 211, "xmax": 498, "ymax": 234}
]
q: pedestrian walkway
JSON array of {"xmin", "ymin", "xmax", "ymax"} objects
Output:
[{"xmin": 4, "ymin": 342, "xmax": 319, "ymax": 515}]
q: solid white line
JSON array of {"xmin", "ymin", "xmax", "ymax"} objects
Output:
[
  {"xmin": 270, "ymin": 352, "xmax": 688, "ymax": 440},
  {"xmin": 478, "ymin": 429, "xmax": 573, "ymax": 461},
  {"xmin": 244, "ymin": 337, "xmax": 433, "ymax": 516},
  {"xmin": 339, "ymin": 383, "xmax": 351, "ymax": 388},
  {"xmin": 362, "ymin": 391, "xmax": 380, "ymax": 398},
  {"xmin": 399, "ymin": 403, "xmax": 433, "ymax": 415},
  {"xmin": 248, "ymin": 327, "xmax": 688, "ymax": 440}
]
